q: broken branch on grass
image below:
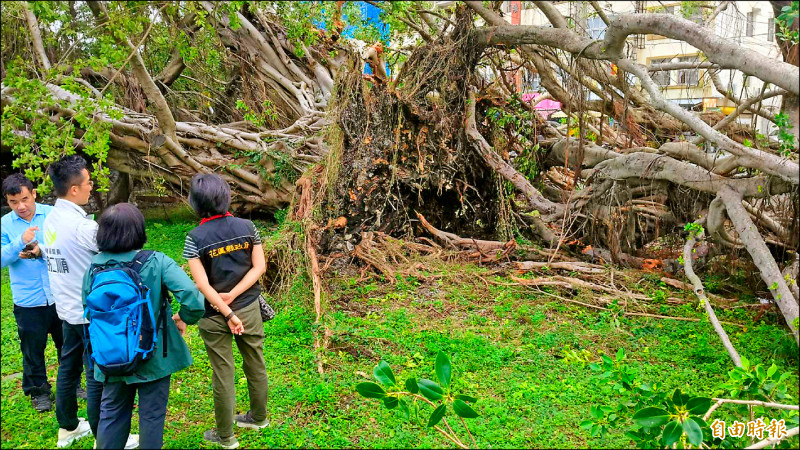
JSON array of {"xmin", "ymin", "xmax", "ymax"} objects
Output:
[
  {"xmin": 514, "ymin": 261, "xmax": 605, "ymax": 274},
  {"xmin": 517, "ymin": 280, "xmax": 747, "ymax": 328},
  {"xmin": 683, "ymin": 223, "xmax": 743, "ymax": 367}
]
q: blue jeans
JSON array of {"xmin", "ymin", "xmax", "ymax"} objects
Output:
[
  {"xmin": 55, "ymin": 322, "xmax": 102, "ymax": 435},
  {"xmin": 96, "ymin": 375, "xmax": 171, "ymax": 449}
]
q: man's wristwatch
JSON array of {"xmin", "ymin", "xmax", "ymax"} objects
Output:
[{"xmin": 225, "ymin": 311, "xmax": 236, "ymax": 323}]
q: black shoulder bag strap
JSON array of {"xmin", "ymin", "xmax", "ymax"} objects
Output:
[{"xmin": 129, "ymin": 250, "xmax": 168, "ymax": 358}]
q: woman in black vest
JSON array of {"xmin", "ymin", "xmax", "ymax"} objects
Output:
[{"xmin": 183, "ymin": 174, "xmax": 268, "ymax": 450}]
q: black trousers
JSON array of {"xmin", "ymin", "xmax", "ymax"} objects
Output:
[
  {"xmin": 96, "ymin": 375, "xmax": 171, "ymax": 450},
  {"xmin": 12, "ymin": 303, "xmax": 64, "ymax": 396},
  {"xmin": 55, "ymin": 322, "xmax": 103, "ymax": 436}
]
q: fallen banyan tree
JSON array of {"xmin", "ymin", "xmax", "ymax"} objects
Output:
[{"xmin": 1, "ymin": 1, "xmax": 798, "ymax": 343}]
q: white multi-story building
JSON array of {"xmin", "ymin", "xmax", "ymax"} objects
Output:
[{"xmin": 476, "ymin": 1, "xmax": 784, "ymax": 136}]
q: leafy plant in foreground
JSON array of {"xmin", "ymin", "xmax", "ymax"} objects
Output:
[
  {"xmin": 574, "ymin": 349, "xmax": 799, "ymax": 448},
  {"xmin": 356, "ymin": 352, "xmax": 479, "ymax": 448}
]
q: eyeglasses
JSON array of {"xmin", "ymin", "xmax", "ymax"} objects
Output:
[{"xmin": 73, "ymin": 179, "xmax": 94, "ymax": 189}]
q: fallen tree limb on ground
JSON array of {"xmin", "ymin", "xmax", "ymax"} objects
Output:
[
  {"xmin": 523, "ymin": 284, "xmax": 747, "ymax": 328},
  {"xmin": 683, "ymin": 222, "xmax": 743, "ymax": 367},
  {"xmin": 514, "ymin": 261, "xmax": 605, "ymax": 274},
  {"xmin": 416, "ymin": 212, "xmax": 516, "ymax": 260}
]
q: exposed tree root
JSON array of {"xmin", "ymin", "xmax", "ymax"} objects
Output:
[
  {"xmin": 291, "ymin": 167, "xmax": 328, "ymax": 374},
  {"xmin": 416, "ymin": 212, "xmax": 516, "ymax": 262}
]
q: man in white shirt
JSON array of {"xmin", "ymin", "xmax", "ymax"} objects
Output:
[{"xmin": 41, "ymin": 155, "xmax": 102, "ymax": 448}]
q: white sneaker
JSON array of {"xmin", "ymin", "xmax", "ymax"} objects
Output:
[
  {"xmin": 57, "ymin": 418, "xmax": 92, "ymax": 448},
  {"xmin": 92, "ymin": 433, "xmax": 139, "ymax": 449},
  {"xmin": 124, "ymin": 434, "xmax": 139, "ymax": 449}
]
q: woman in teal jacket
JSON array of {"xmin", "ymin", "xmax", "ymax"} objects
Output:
[{"xmin": 81, "ymin": 203, "xmax": 205, "ymax": 449}]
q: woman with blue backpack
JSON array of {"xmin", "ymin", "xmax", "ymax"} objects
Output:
[
  {"xmin": 183, "ymin": 173, "xmax": 268, "ymax": 450},
  {"xmin": 81, "ymin": 203, "xmax": 205, "ymax": 449}
]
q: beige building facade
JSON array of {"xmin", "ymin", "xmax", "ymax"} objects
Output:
[{"xmin": 486, "ymin": 1, "xmax": 784, "ymax": 135}]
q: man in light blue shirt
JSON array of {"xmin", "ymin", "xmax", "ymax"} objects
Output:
[{"xmin": 1, "ymin": 174, "xmax": 62, "ymax": 412}]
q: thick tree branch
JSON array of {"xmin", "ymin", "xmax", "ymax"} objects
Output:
[
  {"xmin": 717, "ymin": 185, "xmax": 799, "ymax": 342},
  {"xmin": 592, "ymin": 152, "xmax": 792, "ymax": 198},
  {"xmin": 87, "ymin": 2, "xmax": 180, "ymax": 143},
  {"xmin": 618, "ymin": 59, "xmax": 798, "ymax": 184},
  {"xmin": 648, "ymin": 61, "xmax": 718, "ymax": 72},
  {"xmin": 606, "ymin": 14, "xmax": 799, "ymax": 95},
  {"xmin": 465, "ymin": 88, "xmax": 565, "ymax": 221},
  {"xmin": 156, "ymin": 48, "xmax": 187, "ymax": 87},
  {"xmin": 471, "ymin": 12, "xmax": 799, "ymax": 96},
  {"xmin": 658, "ymin": 142, "xmax": 740, "ymax": 175},
  {"xmin": 22, "ymin": 2, "xmax": 51, "ymax": 72}
]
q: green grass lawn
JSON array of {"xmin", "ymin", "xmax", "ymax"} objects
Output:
[{"xmin": 2, "ymin": 214, "xmax": 798, "ymax": 448}]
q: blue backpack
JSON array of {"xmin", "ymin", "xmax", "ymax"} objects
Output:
[{"xmin": 84, "ymin": 250, "xmax": 168, "ymax": 377}]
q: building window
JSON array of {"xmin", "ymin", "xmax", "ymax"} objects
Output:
[
  {"xmin": 767, "ymin": 16, "xmax": 775, "ymax": 41},
  {"xmin": 587, "ymin": 15, "xmax": 607, "ymax": 39},
  {"xmin": 651, "ymin": 58, "xmax": 672, "ymax": 86},
  {"xmin": 677, "ymin": 57, "xmax": 699, "ymax": 86},
  {"xmin": 650, "ymin": 56, "xmax": 700, "ymax": 87},
  {"xmin": 502, "ymin": 1, "xmax": 519, "ymax": 14},
  {"xmin": 746, "ymin": 11, "xmax": 756, "ymax": 37}
]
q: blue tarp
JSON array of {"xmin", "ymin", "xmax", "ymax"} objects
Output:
[{"xmin": 315, "ymin": 2, "xmax": 390, "ymax": 75}]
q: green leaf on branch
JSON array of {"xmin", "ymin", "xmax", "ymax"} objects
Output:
[
  {"xmin": 427, "ymin": 404, "xmax": 446, "ymax": 427},
  {"xmin": 373, "ymin": 360, "xmax": 396, "ymax": 387},
  {"xmin": 672, "ymin": 388, "xmax": 687, "ymax": 407},
  {"xmin": 356, "ymin": 382, "xmax": 386, "ymax": 399},
  {"xmin": 686, "ymin": 397, "xmax": 711, "ymax": 415},
  {"xmin": 662, "ymin": 420, "xmax": 683, "ymax": 447},
  {"xmin": 435, "ymin": 352, "xmax": 452, "ymax": 387},
  {"xmin": 741, "ymin": 355, "xmax": 750, "ymax": 371},
  {"xmin": 384, "ymin": 396, "xmax": 399, "ymax": 409},
  {"xmin": 417, "ymin": 379, "xmax": 444, "ymax": 401},
  {"xmin": 405, "ymin": 377, "xmax": 419, "ymax": 394},
  {"xmin": 683, "ymin": 416, "xmax": 704, "ymax": 445},
  {"xmin": 455, "ymin": 394, "xmax": 478, "ymax": 403},
  {"xmin": 399, "ymin": 399, "xmax": 410, "ymax": 420},
  {"xmin": 767, "ymin": 363, "xmax": 778, "ymax": 378},
  {"xmin": 453, "ymin": 399, "xmax": 479, "ymax": 418},
  {"xmin": 632, "ymin": 407, "xmax": 671, "ymax": 427}
]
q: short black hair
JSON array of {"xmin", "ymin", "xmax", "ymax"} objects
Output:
[
  {"xmin": 2, "ymin": 174, "xmax": 34, "ymax": 197},
  {"xmin": 96, "ymin": 203, "xmax": 147, "ymax": 253},
  {"xmin": 48, "ymin": 154, "xmax": 88, "ymax": 197},
  {"xmin": 189, "ymin": 173, "xmax": 231, "ymax": 218}
]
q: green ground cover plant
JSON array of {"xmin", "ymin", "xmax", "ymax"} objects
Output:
[{"xmin": 1, "ymin": 215, "xmax": 798, "ymax": 448}]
